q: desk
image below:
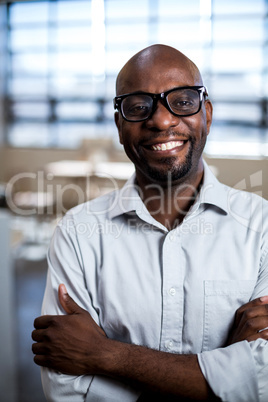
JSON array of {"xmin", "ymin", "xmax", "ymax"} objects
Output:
[
  {"xmin": 94, "ymin": 162, "xmax": 135, "ymax": 180},
  {"xmin": 44, "ymin": 160, "xmax": 135, "ymax": 181},
  {"xmin": 45, "ymin": 160, "xmax": 93, "ymax": 179}
]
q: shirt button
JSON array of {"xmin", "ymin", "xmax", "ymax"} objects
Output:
[
  {"xmin": 165, "ymin": 340, "xmax": 174, "ymax": 350},
  {"xmin": 169, "ymin": 287, "xmax": 176, "ymax": 296}
]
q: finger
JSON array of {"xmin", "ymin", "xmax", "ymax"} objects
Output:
[
  {"xmin": 33, "ymin": 315, "xmax": 57, "ymax": 329},
  {"xmin": 238, "ymin": 296, "xmax": 268, "ymax": 313},
  {"xmin": 32, "ymin": 342, "xmax": 47, "ymax": 355},
  {"xmin": 243, "ymin": 315, "xmax": 268, "ymax": 334},
  {"xmin": 235, "ymin": 296, "xmax": 268, "ymax": 325},
  {"xmin": 246, "ymin": 329, "xmax": 268, "ymax": 342},
  {"xmin": 58, "ymin": 284, "xmax": 84, "ymax": 315},
  {"xmin": 33, "ymin": 355, "xmax": 71, "ymax": 375},
  {"xmin": 33, "ymin": 354, "xmax": 51, "ymax": 368},
  {"xmin": 32, "ymin": 328, "xmax": 47, "ymax": 342},
  {"xmin": 237, "ymin": 304, "xmax": 268, "ymax": 329}
]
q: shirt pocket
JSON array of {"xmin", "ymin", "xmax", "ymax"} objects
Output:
[{"xmin": 202, "ymin": 280, "xmax": 256, "ymax": 351}]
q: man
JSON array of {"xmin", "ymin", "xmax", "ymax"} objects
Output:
[{"xmin": 32, "ymin": 45, "xmax": 268, "ymax": 401}]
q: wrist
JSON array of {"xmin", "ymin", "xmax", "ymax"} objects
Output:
[{"xmin": 87, "ymin": 337, "xmax": 123, "ymax": 376}]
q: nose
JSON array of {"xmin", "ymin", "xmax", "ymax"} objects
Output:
[{"xmin": 145, "ymin": 101, "xmax": 180, "ymax": 131}]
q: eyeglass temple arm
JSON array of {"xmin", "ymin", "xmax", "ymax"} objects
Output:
[{"xmin": 202, "ymin": 87, "xmax": 208, "ymax": 98}]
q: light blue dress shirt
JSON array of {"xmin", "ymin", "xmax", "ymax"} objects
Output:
[{"xmin": 41, "ymin": 161, "xmax": 268, "ymax": 402}]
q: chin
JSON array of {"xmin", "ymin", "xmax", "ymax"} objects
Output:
[
  {"xmin": 145, "ymin": 150, "xmax": 195, "ymax": 184},
  {"xmin": 139, "ymin": 163, "xmax": 187, "ymax": 186},
  {"xmin": 146, "ymin": 166, "xmax": 192, "ymax": 186}
]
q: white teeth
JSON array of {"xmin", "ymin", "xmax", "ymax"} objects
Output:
[
  {"xmin": 151, "ymin": 141, "xmax": 184, "ymax": 151},
  {"xmin": 152, "ymin": 145, "xmax": 161, "ymax": 151}
]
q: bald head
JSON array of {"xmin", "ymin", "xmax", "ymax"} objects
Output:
[{"xmin": 116, "ymin": 44, "xmax": 203, "ymax": 95}]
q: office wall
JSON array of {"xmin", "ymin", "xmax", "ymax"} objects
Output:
[
  {"xmin": 205, "ymin": 156, "xmax": 268, "ymax": 200},
  {"xmin": 1, "ymin": 146, "xmax": 80, "ymax": 183}
]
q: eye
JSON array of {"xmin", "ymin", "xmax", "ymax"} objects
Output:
[
  {"xmin": 174, "ymin": 98, "xmax": 194, "ymax": 108},
  {"xmin": 127, "ymin": 103, "xmax": 150, "ymax": 115},
  {"xmin": 167, "ymin": 89, "xmax": 199, "ymax": 112},
  {"xmin": 122, "ymin": 95, "xmax": 152, "ymax": 117}
]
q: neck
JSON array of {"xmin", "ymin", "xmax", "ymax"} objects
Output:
[{"xmin": 136, "ymin": 163, "xmax": 204, "ymax": 230}]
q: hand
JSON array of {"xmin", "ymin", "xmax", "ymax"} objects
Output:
[
  {"xmin": 227, "ymin": 295, "xmax": 268, "ymax": 345},
  {"xmin": 32, "ymin": 284, "xmax": 107, "ymax": 375}
]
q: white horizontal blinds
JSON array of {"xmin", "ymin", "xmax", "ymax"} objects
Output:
[{"xmin": 5, "ymin": 0, "xmax": 268, "ymax": 154}]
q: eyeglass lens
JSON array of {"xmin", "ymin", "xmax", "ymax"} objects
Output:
[
  {"xmin": 167, "ymin": 88, "xmax": 200, "ymax": 115},
  {"xmin": 122, "ymin": 94, "xmax": 153, "ymax": 120},
  {"xmin": 121, "ymin": 88, "xmax": 201, "ymax": 121}
]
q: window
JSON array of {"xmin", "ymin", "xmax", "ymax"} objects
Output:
[{"xmin": 4, "ymin": 0, "xmax": 268, "ymax": 156}]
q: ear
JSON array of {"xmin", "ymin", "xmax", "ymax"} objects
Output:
[
  {"xmin": 205, "ymin": 99, "xmax": 213, "ymax": 135},
  {"xmin": 114, "ymin": 111, "xmax": 123, "ymax": 144}
]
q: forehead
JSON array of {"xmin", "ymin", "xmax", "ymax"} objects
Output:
[{"xmin": 117, "ymin": 57, "xmax": 201, "ymax": 95}]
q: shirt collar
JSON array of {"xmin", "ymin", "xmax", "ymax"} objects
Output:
[
  {"xmin": 107, "ymin": 173, "xmax": 145, "ymax": 219},
  {"xmin": 198, "ymin": 160, "xmax": 228, "ymax": 214},
  {"xmin": 108, "ymin": 159, "xmax": 229, "ymax": 220}
]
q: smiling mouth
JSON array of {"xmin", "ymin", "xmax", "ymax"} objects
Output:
[{"xmin": 150, "ymin": 140, "xmax": 185, "ymax": 151}]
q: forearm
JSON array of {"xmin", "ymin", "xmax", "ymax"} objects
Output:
[
  {"xmin": 34, "ymin": 287, "xmax": 268, "ymax": 401},
  {"xmin": 96, "ymin": 339, "xmax": 215, "ymax": 400}
]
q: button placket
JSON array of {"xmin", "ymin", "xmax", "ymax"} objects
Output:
[{"xmin": 160, "ymin": 231, "xmax": 183, "ymax": 353}]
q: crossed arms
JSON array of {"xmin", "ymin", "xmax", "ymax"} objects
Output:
[{"xmin": 32, "ymin": 284, "xmax": 268, "ymax": 401}]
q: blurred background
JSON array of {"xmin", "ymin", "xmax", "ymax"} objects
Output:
[{"xmin": 0, "ymin": 0, "xmax": 268, "ymax": 401}]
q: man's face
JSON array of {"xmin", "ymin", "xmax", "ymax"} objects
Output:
[{"xmin": 115, "ymin": 61, "xmax": 213, "ymax": 187}]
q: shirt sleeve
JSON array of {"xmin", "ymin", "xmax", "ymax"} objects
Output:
[
  {"xmin": 198, "ymin": 341, "xmax": 259, "ymax": 402},
  {"xmin": 198, "ymin": 244, "xmax": 268, "ymax": 402},
  {"xmin": 41, "ymin": 215, "xmax": 140, "ymax": 402}
]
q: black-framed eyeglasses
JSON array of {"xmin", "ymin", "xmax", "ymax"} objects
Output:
[{"xmin": 113, "ymin": 86, "xmax": 208, "ymax": 122}]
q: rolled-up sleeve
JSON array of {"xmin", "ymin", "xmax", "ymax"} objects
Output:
[
  {"xmin": 42, "ymin": 368, "xmax": 140, "ymax": 402},
  {"xmin": 198, "ymin": 339, "xmax": 268, "ymax": 402},
  {"xmin": 198, "ymin": 233, "xmax": 268, "ymax": 402},
  {"xmin": 85, "ymin": 377, "xmax": 140, "ymax": 402},
  {"xmin": 249, "ymin": 338, "xmax": 268, "ymax": 402}
]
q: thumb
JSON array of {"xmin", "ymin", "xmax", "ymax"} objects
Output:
[{"xmin": 58, "ymin": 284, "xmax": 83, "ymax": 315}]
